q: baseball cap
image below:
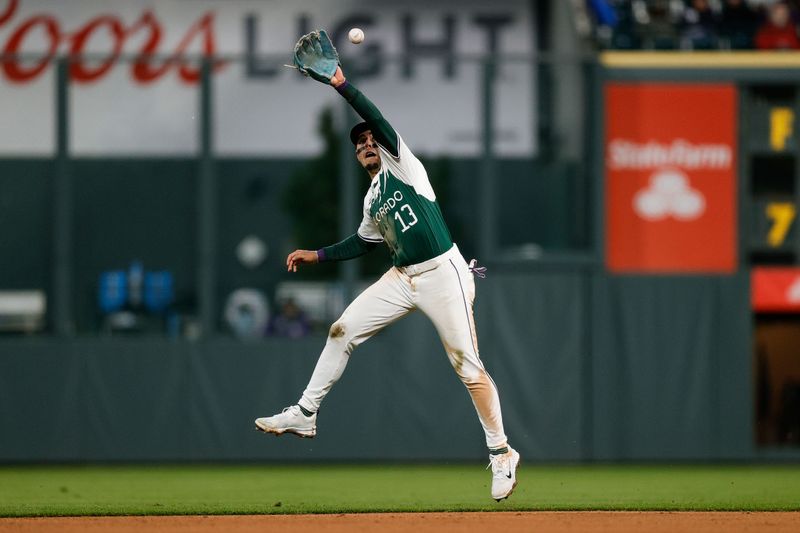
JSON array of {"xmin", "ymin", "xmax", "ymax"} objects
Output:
[{"xmin": 349, "ymin": 122, "xmax": 371, "ymax": 145}]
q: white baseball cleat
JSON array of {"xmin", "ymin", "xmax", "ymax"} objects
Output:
[
  {"xmin": 488, "ymin": 447, "xmax": 520, "ymax": 501},
  {"xmin": 255, "ymin": 405, "xmax": 317, "ymax": 438}
]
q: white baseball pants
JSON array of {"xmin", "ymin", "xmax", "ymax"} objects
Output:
[{"xmin": 298, "ymin": 244, "xmax": 508, "ymax": 450}]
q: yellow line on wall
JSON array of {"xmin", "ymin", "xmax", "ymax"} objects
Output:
[{"xmin": 600, "ymin": 51, "xmax": 800, "ymax": 69}]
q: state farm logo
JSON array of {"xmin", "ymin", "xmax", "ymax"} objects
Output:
[
  {"xmin": 607, "ymin": 138, "xmax": 731, "ymax": 222},
  {"xmin": 633, "ymin": 169, "xmax": 706, "ymax": 221},
  {"xmin": 0, "ymin": 0, "xmax": 222, "ymax": 84}
]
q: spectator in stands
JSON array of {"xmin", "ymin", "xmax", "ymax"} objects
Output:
[
  {"xmin": 680, "ymin": 0, "xmax": 719, "ymax": 49},
  {"xmin": 755, "ymin": 1, "xmax": 800, "ymax": 49},
  {"xmin": 267, "ymin": 298, "xmax": 311, "ymax": 339},
  {"xmin": 638, "ymin": 0, "xmax": 681, "ymax": 49},
  {"xmin": 720, "ymin": 0, "xmax": 758, "ymax": 48}
]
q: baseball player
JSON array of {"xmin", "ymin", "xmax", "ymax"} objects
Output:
[{"xmin": 255, "ymin": 31, "xmax": 519, "ymax": 501}]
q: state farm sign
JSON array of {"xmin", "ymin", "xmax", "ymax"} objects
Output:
[
  {"xmin": 605, "ymin": 83, "xmax": 738, "ymax": 274},
  {"xmin": 0, "ymin": 0, "xmax": 536, "ymax": 156}
]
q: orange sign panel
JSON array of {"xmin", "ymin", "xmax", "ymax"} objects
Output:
[
  {"xmin": 605, "ymin": 83, "xmax": 738, "ymax": 273},
  {"xmin": 752, "ymin": 267, "xmax": 800, "ymax": 312}
]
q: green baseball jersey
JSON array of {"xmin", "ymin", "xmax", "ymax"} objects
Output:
[{"xmin": 356, "ymin": 135, "xmax": 453, "ymax": 267}]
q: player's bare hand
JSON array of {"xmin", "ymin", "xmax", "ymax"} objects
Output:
[
  {"xmin": 330, "ymin": 66, "xmax": 346, "ymax": 88},
  {"xmin": 286, "ymin": 249, "xmax": 319, "ymax": 272}
]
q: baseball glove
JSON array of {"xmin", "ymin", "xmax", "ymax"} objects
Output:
[{"xmin": 292, "ymin": 30, "xmax": 340, "ymax": 84}]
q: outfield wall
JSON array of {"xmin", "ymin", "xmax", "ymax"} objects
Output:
[{"xmin": 0, "ymin": 270, "xmax": 752, "ymax": 462}]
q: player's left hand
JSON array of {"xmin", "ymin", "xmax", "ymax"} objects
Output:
[
  {"xmin": 286, "ymin": 249, "xmax": 319, "ymax": 272},
  {"xmin": 292, "ymin": 29, "xmax": 340, "ymax": 84}
]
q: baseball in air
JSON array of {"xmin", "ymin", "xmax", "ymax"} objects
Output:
[{"xmin": 348, "ymin": 28, "xmax": 365, "ymax": 44}]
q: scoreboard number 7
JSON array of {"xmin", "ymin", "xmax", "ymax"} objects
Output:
[{"xmin": 766, "ymin": 202, "xmax": 797, "ymax": 247}]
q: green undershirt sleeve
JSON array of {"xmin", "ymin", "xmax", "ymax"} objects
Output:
[
  {"xmin": 336, "ymin": 81, "xmax": 400, "ymax": 157},
  {"xmin": 318, "ymin": 233, "xmax": 379, "ymax": 262}
]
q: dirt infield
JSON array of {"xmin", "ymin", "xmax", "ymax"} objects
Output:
[{"xmin": 1, "ymin": 512, "xmax": 799, "ymax": 533}]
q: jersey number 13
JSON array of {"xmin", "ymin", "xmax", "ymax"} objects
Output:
[{"xmin": 394, "ymin": 204, "xmax": 418, "ymax": 233}]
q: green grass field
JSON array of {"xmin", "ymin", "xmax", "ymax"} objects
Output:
[{"xmin": 1, "ymin": 464, "xmax": 799, "ymax": 517}]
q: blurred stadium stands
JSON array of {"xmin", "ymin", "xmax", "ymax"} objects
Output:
[{"xmin": 583, "ymin": 0, "xmax": 800, "ymax": 51}]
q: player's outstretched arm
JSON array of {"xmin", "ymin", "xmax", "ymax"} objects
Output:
[
  {"xmin": 292, "ymin": 31, "xmax": 399, "ymax": 156},
  {"xmin": 330, "ymin": 66, "xmax": 400, "ymax": 158},
  {"xmin": 286, "ymin": 234, "xmax": 379, "ymax": 272}
]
